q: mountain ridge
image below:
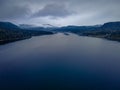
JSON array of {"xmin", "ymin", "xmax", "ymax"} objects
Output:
[
  {"xmin": 0, "ymin": 21, "xmax": 53, "ymax": 44},
  {"xmin": 0, "ymin": 21, "xmax": 120, "ymax": 44}
]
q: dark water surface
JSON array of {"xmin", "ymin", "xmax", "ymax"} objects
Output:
[{"xmin": 0, "ymin": 33, "xmax": 120, "ymax": 90}]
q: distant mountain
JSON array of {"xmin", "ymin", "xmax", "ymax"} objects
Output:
[
  {"xmin": 54, "ymin": 21, "xmax": 120, "ymax": 41},
  {"xmin": 0, "ymin": 21, "xmax": 120, "ymax": 43},
  {"xmin": 0, "ymin": 22, "xmax": 20, "ymax": 30},
  {"xmin": 101, "ymin": 21, "xmax": 120, "ymax": 30},
  {"xmin": 0, "ymin": 21, "xmax": 53, "ymax": 44},
  {"xmin": 19, "ymin": 24, "xmax": 58, "ymax": 32},
  {"xmin": 55, "ymin": 21, "xmax": 120, "ymax": 32},
  {"xmin": 42, "ymin": 24, "xmax": 56, "ymax": 28},
  {"xmin": 19, "ymin": 24, "xmax": 45, "ymax": 31},
  {"xmin": 19, "ymin": 24, "xmax": 37, "ymax": 29},
  {"xmin": 54, "ymin": 26, "xmax": 98, "ymax": 33}
]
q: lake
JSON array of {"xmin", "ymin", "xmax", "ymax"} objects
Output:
[{"xmin": 0, "ymin": 33, "xmax": 120, "ymax": 90}]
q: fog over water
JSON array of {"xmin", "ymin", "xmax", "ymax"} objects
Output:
[{"xmin": 0, "ymin": 33, "xmax": 120, "ymax": 89}]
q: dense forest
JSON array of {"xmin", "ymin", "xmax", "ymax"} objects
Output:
[
  {"xmin": 54, "ymin": 22, "xmax": 120, "ymax": 42},
  {"xmin": 0, "ymin": 22, "xmax": 53, "ymax": 44},
  {"xmin": 0, "ymin": 21, "xmax": 120, "ymax": 45}
]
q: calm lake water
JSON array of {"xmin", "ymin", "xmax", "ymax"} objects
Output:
[{"xmin": 0, "ymin": 33, "xmax": 120, "ymax": 90}]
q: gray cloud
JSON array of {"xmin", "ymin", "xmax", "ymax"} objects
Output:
[
  {"xmin": 0, "ymin": 0, "xmax": 120, "ymax": 26},
  {"xmin": 0, "ymin": 6, "xmax": 30, "ymax": 20},
  {"xmin": 0, "ymin": 0, "xmax": 30, "ymax": 20},
  {"xmin": 33, "ymin": 3, "xmax": 72, "ymax": 18}
]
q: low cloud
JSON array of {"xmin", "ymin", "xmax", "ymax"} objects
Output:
[
  {"xmin": 33, "ymin": 3, "xmax": 72, "ymax": 18},
  {"xmin": 0, "ymin": 6, "xmax": 30, "ymax": 20},
  {"xmin": 0, "ymin": 0, "xmax": 31, "ymax": 20},
  {"xmin": 0, "ymin": 0, "xmax": 120, "ymax": 26}
]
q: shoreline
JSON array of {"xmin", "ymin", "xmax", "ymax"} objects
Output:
[
  {"xmin": 0, "ymin": 33, "xmax": 53, "ymax": 45},
  {"xmin": 0, "ymin": 33, "xmax": 120, "ymax": 45}
]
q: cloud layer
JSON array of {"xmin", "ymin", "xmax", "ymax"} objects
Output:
[
  {"xmin": 0, "ymin": 0, "xmax": 120, "ymax": 26},
  {"xmin": 33, "ymin": 3, "xmax": 72, "ymax": 18}
]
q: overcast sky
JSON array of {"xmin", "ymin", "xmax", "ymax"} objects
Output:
[{"xmin": 0, "ymin": 0, "xmax": 120, "ymax": 26}]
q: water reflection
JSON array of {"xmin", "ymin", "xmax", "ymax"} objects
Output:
[{"xmin": 0, "ymin": 33, "xmax": 120, "ymax": 90}]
